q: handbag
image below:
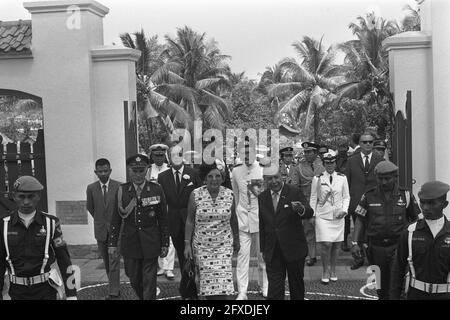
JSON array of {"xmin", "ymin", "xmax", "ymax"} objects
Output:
[{"xmin": 179, "ymin": 258, "xmax": 198, "ymax": 300}]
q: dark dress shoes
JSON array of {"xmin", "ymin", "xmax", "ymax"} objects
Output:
[
  {"xmin": 350, "ymin": 259, "xmax": 364, "ymax": 270},
  {"xmin": 341, "ymin": 242, "xmax": 350, "ymax": 252},
  {"xmin": 306, "ymin": 257, "xmax": 317, "ymax": 266}
]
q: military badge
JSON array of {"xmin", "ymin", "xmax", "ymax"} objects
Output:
[
  {"xmin": 444, "ymin": 237, "xmax": 450, "ymax": 245},
  {"xmin": 183, "ymin": 174, "xmax": 190, "ymax": 180},
  {"xmin": 149, "ymin": 210, "xmax": 156, "ymax": 218},
  {"xmin": 54, "ymin": 236, "xmax": 65, "ymax": 247},
  {"xmin": 149, "ymin": 196, "xmax": 161, "ymax": 205},
  {"xmin": 142, "ymin": 197, "xmax": 152, "ymax": 207},
  {"xmin": 136, "ymin": 156, "xmax": 141, "ymax": 162},
  {"xmin": 397, "ymin": 196, "xmax": 406, "ymax": 207},
  {"xmin": 39, "ymin": 226, "xmax": 47, "ymax": 235}
]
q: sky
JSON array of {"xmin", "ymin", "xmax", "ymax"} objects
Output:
[{"xmin": 1, "ymin": 0, "xmax": 417, "ymax": 79}]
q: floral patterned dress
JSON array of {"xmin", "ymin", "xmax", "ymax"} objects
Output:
[{"xmin": 192, "ymin": 185, "xmax": 234, "ymax": 296}]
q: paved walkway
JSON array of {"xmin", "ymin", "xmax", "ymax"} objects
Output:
[{"xmin": 75, "ymin": 254, "xmax": 369, "ymax": 287}]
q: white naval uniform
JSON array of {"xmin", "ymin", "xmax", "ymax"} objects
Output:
[
  {"xmin": 231, "ymin": 162, "xmax": 268, "ymax": 296},
  {"xmin": 146, "ymin": 163, "xmax": 175, "ymax": 271},
  {"xmin": 310, "ymin": 171, "xmax": 350, "ymax": 242}
]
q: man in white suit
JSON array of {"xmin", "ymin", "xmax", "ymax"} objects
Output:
[
  {"xmin": 146, "ymin": 144, "xmax": 176, "ymax": 280},
  {"xmin": 232, "ymin": 138, "xmax": 268, "ymax": 300}
]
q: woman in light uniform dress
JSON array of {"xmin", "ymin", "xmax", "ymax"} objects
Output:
[{"xmin": 310, "ymin": 150, "xmax": 350, "ymax": 284}]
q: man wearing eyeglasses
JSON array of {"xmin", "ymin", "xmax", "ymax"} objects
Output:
[{"xmin": 346, "ymin": 132, "xmax": 383, "ymax": 270}]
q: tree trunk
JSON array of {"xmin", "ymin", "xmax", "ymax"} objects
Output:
[{"xmin": 314, "ymin": 105, "xmax": 319, "ymax": 143}]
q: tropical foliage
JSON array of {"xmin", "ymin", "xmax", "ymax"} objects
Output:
[{"xmin": 118, "ymin": 4, "xmax": 420, "ymax": 151}]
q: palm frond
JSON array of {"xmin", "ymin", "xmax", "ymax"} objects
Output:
[
  {"xmin": 195, "ymin": 78, "xmax": 222, "ymax": 90},
  {"xmin": 155, "ymin": 83, "xmax": 197, "ymax": 104},
  {"xmin": 334, "ymin": 80, "xmax": 371, "ymax": 102},
  {"xmin": 203, "ymin": 106, "xmax": 225, "ymax": 130},
  {"xmin": 119, "ymin": 33, "xmax": 135, "ymax": 49},
  {"xmin": 279, "ymin": 58, "xmax": 315, "ymax": 83},
  {"xmin": 266, "ymin": 82, "xmax": 305, "ymax": 98},
  {"xmin": 200, "ymin": 89, "xmax": 232, "ymax": 119},
  {"xmin": 277, "ymin": 90, "xmax": 310, "ymax": 121},
  {"xmin": 146, "ymin": 92, "xmax": 192, "ymax": 128}
]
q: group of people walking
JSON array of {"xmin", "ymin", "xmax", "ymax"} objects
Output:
[{"xmin": 0, "ymin": 131, "xmax": 449, "ymax": 300}]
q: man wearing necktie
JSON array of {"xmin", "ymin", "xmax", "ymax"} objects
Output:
[
  {"xmin": 146, "ymin": 144, "xmax": 176, "ymax": 281},
  {"xmin": 86, "ymin": 158, "xmax": 122, "ymax": 299},
  {"xmin": 258, "ymin": 165, "xmax": 314, "ymax": 299},
  {"xmin": 346, "ymin": 132, "xmax": 383, "ymax": 270},
  {"xmin": 298, "ymin": 142, "xmax": 325, "ymax": 266},
  {"xmin": 109, "ymin": 154, "xmax": 169, "ymax": 300},
  {"xmin": 157, "ymin": 144, "xmax": 202, "ymax": 299}
]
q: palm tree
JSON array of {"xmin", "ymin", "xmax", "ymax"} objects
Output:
[
  {"xmin": 267, "ymin": 36, "xmax": 345, "ymax": 141},
  {"xmin": 229, "ymin": 71, "xmax": 246, "ymax": 86},
  {"xmin": 401, "ymin": 4, "xmax": 420, "ymax": 31},
  {"xmin": 120, "ymin": 29, "xmax": 192, "ymax": 132},
  {"xmin": 163, "ymin": 26, "xmax": 232, "ymax": 130},
  {"xmin": 335, "ymin": 13, "xmax": 399, "ymax": 105}
]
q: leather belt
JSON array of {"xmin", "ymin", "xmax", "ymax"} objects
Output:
[
  {"xmin": 9, "ymin": 272, "xmax": 50, "ymax": 286},
  {"xmin": 410, "ymin": 278, "xmax": 450, "ymax": 294},
  {"xmin": 369, "ymin": 237, "xmax": 399, "ymax": 247}
]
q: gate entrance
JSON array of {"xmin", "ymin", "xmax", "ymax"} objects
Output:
[{"xmin": 392, "ymin": 91, "xmax": 413, "ymax": 190}]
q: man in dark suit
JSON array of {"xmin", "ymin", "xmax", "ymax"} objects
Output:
[
  {"xmin": 157, "ymin": 144, "xmax": 202, "ymax": 298},
  {"xmin": 258, "ymin": 166, "xmax": 314, "ymax": 300},
  {"xmin": 346, "ymin": 132, "xmax": 383, "ymax": 269},
  {"xmin": 86, "ymin": 158, "xmax": 122, "ymax": 299},
  {"xmin": 109, "ymin": 154, "xmax": 169, "ymax": 300}
]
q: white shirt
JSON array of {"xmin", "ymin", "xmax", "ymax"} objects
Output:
[
  {"xmin": 99, "ymin": 179, "xmax": 110, "ymax": 194},
  {"xmin": 146, "ymin": 163, "xmax": 169, "ymax": 181},
  {"xmin": 231, "ymin": 162, "xmax": 263, "ymax": 233},
  {"xmin": 172, "ymin": 165, "xmax": 184, "ymax": 183},
  {"xmin": 425, "ymin": 216, "xmax": 445, "ymax": 238},
  {"xmin": 360, "ymin": 152, "xmax": 373, "ymax": 165},
  {"xmin": 18, "ymin": 210, "xmax": 36, "ymax": 228}
]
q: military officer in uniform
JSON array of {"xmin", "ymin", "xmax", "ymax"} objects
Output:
[
  {"xmin": 146, "ymin": 144, "xmax": 170, "ymax": 182},
  {"xmin": 279, "ymin": 147, "xmax": 301, "ymax": 187},
  {"xmin": 109, "ymin": 154, "xmax": 169, "ymax": 300},
  {"xmin": 318, "ymin": 145, "xmax": 329, "ymax": 161},
  {"xmin": 351, "ymin": 161, "xmax": 420, "ymax": 300},
  {"xmin": 373, "ymin": 140, "xmax": 387, "ymax": 160},
  {"xmin": 145, "ymin": 143, "xmax": 176, "ymax": 280},
  {"xmin": 298, "ymin": 141, "xmax": 325, "ymax": 266},
  {"xmin": 0, "ymin": 176, "xmax": 77, "ymax": 300},
  {"xmin": 390, "ymin": 181, "xmax": 450, "ymax": 300}
]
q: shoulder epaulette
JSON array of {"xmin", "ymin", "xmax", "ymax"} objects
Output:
[
  {"xmin": 316, "ymin": 173, "xmax": 323, "ymax": 178},
  {"xmin": 337, "ymin": 172, "xmax": 345, "ymax": 176},
  {"xmin": 233, "ymin": 163, "xmax": 243, "ymax": 168}
]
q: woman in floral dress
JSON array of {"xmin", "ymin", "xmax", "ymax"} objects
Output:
[{"xmin": 184, "ymin": 159, "xmax": 240, "ymax": 299}]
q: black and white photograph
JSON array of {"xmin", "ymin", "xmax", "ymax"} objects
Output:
[{"xmin": 0, "ymin": 0, "xmax": 449, "ymax": 304}]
